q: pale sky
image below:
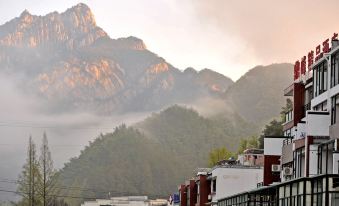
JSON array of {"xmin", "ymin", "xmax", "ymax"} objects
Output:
[{"xmin": 1, "ymin": 0, "xmax": 339, "ymax": 80}]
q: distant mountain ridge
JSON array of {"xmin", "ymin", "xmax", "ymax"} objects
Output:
[
  {"xmin": 0, "ymin": 3, "xmax": 233, "ymax": 114},
  {"xmin": 0, "ymin": 3, "xmax": 297, "ymax": 203},
  {"xmin": 225, "ymin": 63, "xmax": 293, "ymax": 124}
]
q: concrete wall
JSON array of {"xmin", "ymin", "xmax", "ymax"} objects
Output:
[
  {"xmin": 264, "ymin": 138, "xmax": 284, "ymax": 156},
  {"xmin": 333, "ymin": 152, "xmax": 339, "ymax": 174},
  {"xmin": 306, "ymin": 112, "xmax": 330, "ymax": 136},
  {"xmin": 330, "ymin": 123, "xmax": 339, "ymax": 139},
  {"xmin": 81, "ymin": 197, "xmax": 150, "ymax": 206},
  {"xmin": 210, "ymin": 167, "xmax": 263, "ymax": 202},
  {"xmin": 296, "ymin": 123, "xmax": 306, "ymax": 139},
  {"xmin": 309, "ymin": 144, "xmax": 318, "ymax": 176},
  {"xmin": 281, "ymin": 143, "xmax": 293, "ymax": 164}
]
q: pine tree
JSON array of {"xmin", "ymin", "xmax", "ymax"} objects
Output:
[
  {"xmin": 38, "ymin": 132, "xmax": 56, "ymax": 206},
  {"xmin": 17, "ymin": 136, "xmax": 42, "ymax": 206}
]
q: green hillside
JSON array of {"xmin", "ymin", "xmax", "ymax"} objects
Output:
[{"xmin": 56, "ymin": 106, "xmax": 256, "ymax": 205}]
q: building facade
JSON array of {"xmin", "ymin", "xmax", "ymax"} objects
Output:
[
  {"xmin": 209, "ymin": 164, "xmax": 263, "ymax": 205},
  {"xmin": 81, "ymin": 196, "xmax": 154, "ymax": 206},
  {"xmin": 177, "ymin": 163, "xmax": 263, "ymax": 206},
  {"xmin": 217, "ymin": 33, "xmax": 339, "ymax": 206}
]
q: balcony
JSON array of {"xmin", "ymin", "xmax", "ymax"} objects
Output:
[
  {"xmin": 306, "ymin": 111, "xmax": 330, "ymax": 136},
  {"xmin": 284, "ymin": 83, "xmax": 294, "ymax": 96},
  {"xmin": 283, "ymin": 120, "xmax": 294, "ymax": 131}
]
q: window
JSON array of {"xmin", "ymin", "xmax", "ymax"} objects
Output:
[
  {"xmin": 313, "ymin": 179, "xmax": 324, "ymax": 206},
  {"xmin": 331, "ymin": 51, "xmax": 339, "ymax": 88},
  {"xmin": 313, "ymin": 101, "xmax": 327, "ymax": 111},
  {"xmin": 314, "ymin": 61, "xmax": 328, "ymax": 97},
  {"xmin": 332, "ymin": 95, "xmax": 337, "ymax": 125},
  {"xmin": 212, "ymin": 179, "xmax": 216, "ymax": 193},
  {"xmin": 285, "ymin": 110, "xmax": 293, "ymax": 123}
]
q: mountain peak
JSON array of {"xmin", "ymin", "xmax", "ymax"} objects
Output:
[
  {"xmin": 19, "ymin": 9, "xmax": 34, "ymax": 24},
  {"xmin": 184, "ymin": 67, "xmax": 198, "ymax": 74},
  {"xmin": 63, "ymin": 3, "xmax": 96, "ymax": 26},
  {"xmin": 68, "ymin": 3, "xmax": 92, "ymax": 13},
  {"xmin": 20, "ymin": 9, "xmax": 31, "ymax": 17},
  {"xmin": 0, "ymin": 3, "xmax": 107, "ymax": 48}
]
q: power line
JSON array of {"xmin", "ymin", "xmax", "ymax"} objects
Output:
[
  {"xmin": 0, "ymin": 143, "xmax": 86, "ymax": 147},
  {"xmin": 0, "ymin": 179, "xmax": 110, "ymax": 194},
  {"xmin": 0, "ymin": 188, "xmax": 98, "ymax": 200},
  {"xmin": 0, "ymin": 122, "xmax": 114, "ymax": 130},
  {"xmin": 0, "ymin": 178, "xmax": 137, "ymax": 196}
]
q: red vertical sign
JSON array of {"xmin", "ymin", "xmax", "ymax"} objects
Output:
[
  {"xmin": 308, "ymin": 51, "xmax": 314, "ymax": 71},
  {"xmin": 323, "ymin": 39, "xmax": 330, "ymax": 53},
  {"xmin": 316, "ymin": 45, "xmax": 321, "ymax": 56},
  {"xmin": 301, "ymin": 56, "xmax": 306, "ymax": 75},
  {"xmin": 294, "ymin": 60, "xmax": 300, "ymax": 80}
]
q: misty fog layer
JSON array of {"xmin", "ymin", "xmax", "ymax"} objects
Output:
[{"xmin": 0, "ymin": 73, "xmax": 150, "ymax": 200}]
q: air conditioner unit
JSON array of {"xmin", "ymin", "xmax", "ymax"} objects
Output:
[
  {"xmin": 283, "ymin": 167, "xmax": 293, "ymax": 176},
  {"xmin": 271, "ymin": 164, "xmax": 281, "ymax": 172}
]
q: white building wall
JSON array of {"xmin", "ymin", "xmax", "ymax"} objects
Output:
[
  {"xmin": 306, "ymin": 112, "xmax": 330, "ymax": 136},
  {"xmin": 296, "ymin": 123, "xmax": 306, "ymax": 139},
  {"xmin": 264, "ymin": 138, "xmax": 284, "ymax": 156},
  {"xmin": 81, "ymin": 196, "xmax": 150, "ymax": 206},
  {"xmin": 309, "ymin": 144, "xmax": 318, "ymax": 177},
  {"xmin": 333, "ymin": 153, "xmax": 339, "ymax": 174},
  {"xmin": 210, "ymin": 167, "xmax": 263, "ymax": 203}
]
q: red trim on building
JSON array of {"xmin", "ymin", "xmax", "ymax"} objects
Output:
[
  {"xmin": 188, "ymin": 180, "xmax": 197, "ymax": 206},
  {"xmin": 293, "ymin": 83, "xmax": 305, "ymax": 126},
  {"xmin": 263, "ymin": 155, "xmax": 281, "ymax": 186},
  {"xmin": 283, "ymin": 120, "xmax": 294, "ymax": 131},
  {"xmin": 294, "ymin": 138, "xmax": 306, "ymax": 150},
  {"xmin": 179, "ymin": 184, "xmax": 187, "ymax": 206},
  {"xmin": 195, "ymin": 175, "xmax": 210, "ymax": 206}
]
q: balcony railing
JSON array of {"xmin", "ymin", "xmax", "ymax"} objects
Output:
[
  {"xmin": 257, "ymin": 182, "xmax": 264, "ymax": 188},
  {"xmin": 284, "ymin": 83, "xmax": 294, "ymax": 96},
  {"xmin": 283, "ymin": 138, "xmax": 293, "ymax": 146}
]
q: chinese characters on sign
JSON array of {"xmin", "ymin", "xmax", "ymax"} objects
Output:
[
  {"xmin": 300, "ymin": 56, "xmax": 306, "ymax": 75},
  {"xmin": 294, "ymin": 61, "xmax": 300, "ymax": 80},
  {"xmin": 307, "ymin": 51, "xmax": 314, "ymax": 71},
  {"xmin": 294, "ymin": 33, "xmax": 338, "ymax": 80}
]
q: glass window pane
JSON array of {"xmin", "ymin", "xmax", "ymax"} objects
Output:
[
  {"xmin": 299, "ymin": 181, "xmax": 304, "ymax": 194},
  {"xmin": 279, "ymin": 186, "xmax": 285, "ymax": 198},
  {"xmin": 285, "ymin": 185, "xmax": 291, "ymax": 197},
  {"xmin": 292, "ymin": 183, "xmax": 298, "ymax": 195},
  {"xmin": 306, "ymin": 181, "xmax": 312, "ymax": 194}
]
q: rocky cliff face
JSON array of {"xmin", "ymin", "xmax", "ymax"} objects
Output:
[
  {"xmin": 0, "ymin": 3, "xmax": 233, "ymax": 114},
  {"xmin": 0, "ymin": 3, "xmax": 106, "ymax": 49}
]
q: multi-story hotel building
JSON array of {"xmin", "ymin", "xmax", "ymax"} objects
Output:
[{"xmin": 216, "ymin": 34, "xmax": 339, "ymax": 206}]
